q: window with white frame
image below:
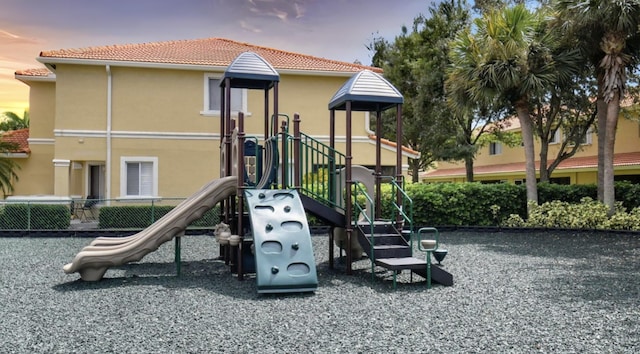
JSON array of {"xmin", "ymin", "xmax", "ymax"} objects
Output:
[
  {"xmin": 202, "ymin": 74, "xmax": 246, "ymax": 115},
  {"xmin": 579, "ymin": 129, "xmax": 593, "ymax": 145},
  {"xmin": 120, "ymin": 157, "xmax": 158, "ymax": 197},
  {"xmin": 489, "ymin": 142, "xmax": 502, "ymax": 155},
  {"xmin": 549, "ymin": 129, "xmax": 561, "ymax": 144}
]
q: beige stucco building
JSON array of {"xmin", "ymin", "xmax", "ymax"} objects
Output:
[
  {"xmin": 421, "ymin": 110, "xmax": 640, "ymax": 185},
  {"xmin": 12, "ymin": 38, "xmax": 418, "ymax": 201}
]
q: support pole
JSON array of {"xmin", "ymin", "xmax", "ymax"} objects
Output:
[
  {"xmin": 395, "ymin": 104, "xmax": 403, "ymax": 228},
  {"xmin": 375, "ymin": 108, "xmax": 382, "ymax": 220},
  {"xmin": 237, "ymin": 112, "xmax": 246, "ymax": 280},
  {"xmin": 293, "ymin": 113, "xmax": 301, "ymax": 190},
  {"xmin": 329, "ymin": 110, "xmax": 336, "ymax": 270},
  {"xmin": 345, "ymin": 101, "xmax": 353, "ymax": 275}
]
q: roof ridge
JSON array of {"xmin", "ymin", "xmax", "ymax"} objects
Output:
[
  {"xmin": 215, "ymin": 38, "xmax": 379, "ymax": 71},
  {"xmin": 38, "ymin": 37, "xmax": 382, "ymax": 73}
]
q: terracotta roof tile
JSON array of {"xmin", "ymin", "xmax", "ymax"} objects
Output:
[
  {"xmin": 422, "ymin": 152, "xmax": 640, "ymax": 179},
  {"xmin": 368, "ymin": 134, "xmax": 419, "ymax": 157},
  {"xmin": 1, "ymin": 128, "xmax": 30, "ymax": 154},
  {"xmin": 39, "ymin": 38, "xmax": 382, "ymax": 73},
  {"xmin": 14, "ymin": 68, "xmax": 53, "ymax": 77}
]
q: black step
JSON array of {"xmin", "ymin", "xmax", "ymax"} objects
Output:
[
  {"xmin": 370, "ymin": 244, "xmax": 412, "ymax": 258},
  {"xmin": 375, "ymin": 257, "xmax": 454, "ymax": 286},
  {"xmin": 362, "ymin": 233, "xmax": 407, "ymax": 245}
]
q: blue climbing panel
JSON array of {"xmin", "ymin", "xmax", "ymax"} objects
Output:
[{"xmin": 244, "ymin": 189, "xmax": 318, "ymax": 293}]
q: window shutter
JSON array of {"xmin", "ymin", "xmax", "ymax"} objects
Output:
[
  {"xmin": 140, "ymin": 162, "xmax": 153, "ymax": 195},
  {"xmin": 126, "ymin": 163, "xmax": 139, "ymax": 195}
]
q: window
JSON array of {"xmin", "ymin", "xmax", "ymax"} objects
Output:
[
  {"xmin": 579, "ymin": 129, "xmax": 593, "ymax": 145},
  {"xmin": 202, "ymin": 75, "xmax": 246, "ymax": 115},
  {"xmin": 489, "ymin": 142, "xmax": 502, "ymax": 155},
  {"xmin": 549, "ymin": 129, "xmax": 561, "ymax": 144},
  {"xmin": 120, "ymin": 157, "xmax": 158, "ymax": 198}
]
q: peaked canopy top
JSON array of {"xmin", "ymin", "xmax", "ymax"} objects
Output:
[
  {"xmin": 221, "ymin": 51, "xmax": 280, "ymax": 90},
  {"xmin": 328, "ymin": 70, "xmax": 403, "ymax": 111}
]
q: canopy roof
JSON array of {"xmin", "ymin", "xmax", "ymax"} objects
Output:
[
  {"xmin": 328, "ymin": 70, "xmax": 403, "ymax": 111},
  {"xmin": 221, "ymin": 51, "xmax": 280, "ymax": 90}
]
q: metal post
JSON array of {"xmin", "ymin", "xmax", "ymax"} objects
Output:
[
  {"xmin": 345, "ymin": 101, "xmax": 353, "ymax": 275},
  {"xmin": 293, "ymin": 113, "xmax": 301, "ymax": 190},
  {"xmin": 396, "ymin": 104, "xmax": 403, "ymax": 228},
  {"xmin": 329, "ymin": 109, "xmax": 336, "ymax": 269},
  {"xmin": 174, "ymin": 236, "xmax": 181, "ymax": 277},
  {"xmin": 237, "ymin": 112, "xmax": 246, "ymax": 280},
  {"xmin": 281, "ymin": 120, "xmax": 288, "ymax": 188},
  {"xmin": 375, "ymin": 108, "xmax": 382, "ymax": 220}
]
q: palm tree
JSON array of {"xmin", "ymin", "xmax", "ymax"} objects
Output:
[
  {"xmin": 0, "ymin": 110, "xmax": 29, "ymax": 131},
  {"xmin": 0, "ymin": 140, "xmax": 20, "ymax": 196},
  {"xmin": 448, "ymin": 4, "xmax": 576, "ymax": 212},
  {"xmin": 555, "ymin": 0, "xmax": 640, "ymax": 215}
]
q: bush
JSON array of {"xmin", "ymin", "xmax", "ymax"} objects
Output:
[
  {"xmin": 0, "ymin": 204, "xmax": 70, "ymax": 230},
  {"xmin": 98, "ymin": 205, "xmax": 220, "ymax": 229}
]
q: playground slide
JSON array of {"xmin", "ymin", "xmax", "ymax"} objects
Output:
[
  {"xmin": 63, "ymin": 176, "xmax": 238, "ymax": 281},
  {"xmin": 245, "ymin": 189, "xmax": 318, "ymax": 293}
]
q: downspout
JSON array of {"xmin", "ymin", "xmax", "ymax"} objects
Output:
[{"xmin": 106, "ymin": 65, "xmax": 112, "ymax": 205}]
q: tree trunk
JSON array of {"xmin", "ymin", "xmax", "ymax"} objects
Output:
[
  {"xmin": 465, "ymin": 157, "xmax": 474, "ymax": 182},
  {"xmin": 596, "ymin": 75, "xmax": 607, "ymax": 202},
  {"xmin": 538, "ymin": 137, "xmax": 549, "ymax": 183},
  {"xmin": 603, "ymin": 92, "xmax": 620, "ymax": 215},
  {"xmin": 515, "ymin": 98, "xmax": 538, "ymax": 213},
  {"xmin": 410, "ymin": 159, "xmax": 419, "ymax": 183}
]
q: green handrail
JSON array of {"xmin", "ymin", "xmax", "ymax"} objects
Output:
[
  {"xmin": 353, "ymin": 181, "xmax": 376, "ymax": 281},
  {"xmin": 387, "ymin": 176, "xmax": 414, "ymax": 252},
  {"xmin": 284, "ymin": 131, "xmax": 346, "ymax": 211}
]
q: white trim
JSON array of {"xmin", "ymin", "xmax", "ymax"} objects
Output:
[
  {"xmin": 53, "ymin": 159, "xmax": 70, "ymax": 167},
  {"xmin": 14, "ymin": 74, "xmax": 56, "ymax": 82},
  {"xmin": 37, "ymin": 57, "xmax": 370, "ymax": 78},
  {"xmin": 38, "ymin": 56, "xmax": 228, "ymax": 72},
  {"xmin": 367, "ymin": 139, "xmax": 420, "ymax": 159},
  {"xmin": 1, "ymin": 153, "xmax": 29, "ymax": 158},
  {"xmin": 54, "ymin": 129, "xmax": 219, "ymax": 140},
  {"xmin": 119, "ymin": 156, "xmax": 159, "ymax": 198},
  {"xmin": 27, "ymin": 138, "xmax": 55, "ymax": 144},
  {"xmin": 201, "ymin": 73, "xmax": 249, "ymax": 116}
]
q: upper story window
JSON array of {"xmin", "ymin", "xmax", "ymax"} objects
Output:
[
  {"xmin": 202, "ymin": 74, "xmax": 246, "ymax": 116},
  {"xmin": 489, "ymin": 142, "xmax": 502, "ymax": 155},
  {"xmin": 579, "ymin": 129, "xmax": 593, "ymax": 145},
  {"xmin": 549, "ymin": 129, "xmax": 561, "ymax": 144},
  {"xmin": 120, "ymin": 157, "xmax": 158, "ymax": 198}
]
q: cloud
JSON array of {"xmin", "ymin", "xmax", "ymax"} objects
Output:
[
  {"xmin": 245, "ymin": 0, "xmax": 308, "ymax": 22},
  {"xmin": 0, "ymin": 28, "xmax": 39, "ymax": 45},
  {"xmin": 239, "ymin": 21, "xmax": 262, "ymax": 33}
]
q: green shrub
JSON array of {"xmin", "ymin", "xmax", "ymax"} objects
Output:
[
  {"xmin": 0, "ymin": 204, "xmax": 70, "ymax": 230},
  {"xmin": 98, "ymin": 205, "xmax": 220, "ymax": 229}
]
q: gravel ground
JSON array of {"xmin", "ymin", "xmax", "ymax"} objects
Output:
[{"xmin": 0, "ymin": 230, "xmax": 639, "ymax": 353}]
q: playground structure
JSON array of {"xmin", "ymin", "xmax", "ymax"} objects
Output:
[{"xmin": 63, "ymin": 52, "xmax": 453, "ymax": 292}]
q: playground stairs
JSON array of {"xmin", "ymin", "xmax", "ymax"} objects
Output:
[{"xmin": 357, "ymin": 222, "xmax": 453, "ymax": 287}]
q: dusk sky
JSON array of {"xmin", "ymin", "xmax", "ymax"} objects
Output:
[{"xmin": 0, "ymin": 0, "xmax": 429, "ymax": 114}]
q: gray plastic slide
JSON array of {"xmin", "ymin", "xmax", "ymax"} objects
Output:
[{"xmin": 63, "ymin": 176, "xmax": 238, "ymax": 281}]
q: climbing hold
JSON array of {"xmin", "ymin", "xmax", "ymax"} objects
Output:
[
  {"xmin": 292, "ymin": 243, "xmax": 299, "ymax": 250},
  {"xmin": 284, "ymin": 206, "xmax": 291, "ymax": 213},
  {"xmin": 271, "ymin": 266, "xmax": 279, "ymax": 274},
  {"xmin": 259, "ymin": 192, "xmax": 266, "ymax": 199},
  {"xmin": 266, "ymin": 224, "xmax": 273, "ymax": 232}
]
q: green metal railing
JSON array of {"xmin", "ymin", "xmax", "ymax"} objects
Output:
[
  {"xmin": 353, "ymin": 181, "xmax": 376, "ymax": 280},
  {"xmin": 284, "ymin": 131, "xmax": 346, "ymax": 211},
  {"xmin": 388, "ymin": 176, "xmax": 414, "ymax": 251}
]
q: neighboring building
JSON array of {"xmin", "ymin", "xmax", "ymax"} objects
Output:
[
  {"xmin": 421, "ymin": 108, "xmax": 640, "ymax": 185},
  {"xmin": 13, "ymin": 38, "xmax": 418, "ymax": 201}
]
